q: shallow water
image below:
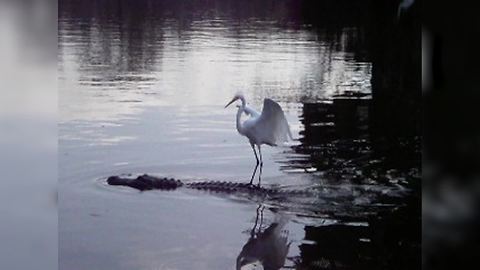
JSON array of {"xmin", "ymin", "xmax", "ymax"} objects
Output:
[{"xmin": 59, "ymin": 1, "xmax": 420, "ymax": 269}]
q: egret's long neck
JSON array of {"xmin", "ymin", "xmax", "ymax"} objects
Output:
[{"xmin": 236, "ymin": 97, "xmax": 246, "ymax": 135}]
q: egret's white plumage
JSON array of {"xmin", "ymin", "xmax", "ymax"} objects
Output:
[
  {"xmin": 248, "ymin": 98, "xmax": 293, "ymax": 146},
  {"xmin": 225, "ymin": 93, "xmax": 292, "ymax": 185},
  {"xmin": 240, "ymin": 104, "xmax": 260, "ymax": 118}
]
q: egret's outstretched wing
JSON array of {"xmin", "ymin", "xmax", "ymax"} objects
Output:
[{"xmin": 254, "ymin": 98, "xmax": 292, "ymax": 145}]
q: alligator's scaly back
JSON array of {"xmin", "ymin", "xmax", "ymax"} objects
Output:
[{"xmin": 107, "ymin": 174, "xmax": 306, "ymax": 197}]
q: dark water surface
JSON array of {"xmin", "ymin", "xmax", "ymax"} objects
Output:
[{"xmin": 59, "ymin": 1, "xmax": 420, "ymax": 269}]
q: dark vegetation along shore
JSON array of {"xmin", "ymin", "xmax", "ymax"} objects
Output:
[{"xmin": 295, "ymin": 2, "xmax": 421, "ymax": 268}]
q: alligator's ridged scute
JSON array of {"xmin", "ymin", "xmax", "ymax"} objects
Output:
[{"xmin": 186, "ymin": 181, "xmax": 278, "ymax": 194}]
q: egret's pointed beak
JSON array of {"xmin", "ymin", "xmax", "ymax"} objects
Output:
[{"xmin": 224, "ymin": 97, "xmax": 238, "ymax": 108}]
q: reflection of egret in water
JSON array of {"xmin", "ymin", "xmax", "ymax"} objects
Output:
[
  {"xmin": 225, "ymin": 93, "xmax": 292, "ymax": 186},
  {"xmin": 236, "ymin": 205, "xmax": 291, "ymax": 270}
]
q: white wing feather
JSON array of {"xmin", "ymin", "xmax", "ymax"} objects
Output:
[{"xmin": 250, "ymin": 98, "xmax": 292, "ymax": 146}]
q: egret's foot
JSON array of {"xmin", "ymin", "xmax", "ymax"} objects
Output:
[{"xmin": 247, "ymin": 182, "xmax": 262, "ymax": 190}]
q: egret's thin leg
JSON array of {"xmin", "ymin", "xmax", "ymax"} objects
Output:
[
  {"xmin": 251, "ymin": 143, "xmax": 259, "ymax": 164},
  {"xmin": 258, "ymin": 145, "xmax": 263, "ymax": 165},
  {"xmin": 249, "ymin": 144, "xmax": 259, "ymax": 185},
  {"xmin": 258, "ymin": 162, "xmax": 263, "ymax": 187},
  {"xmin": 257, "ymin": 145, "xmax": 263, "ymax": 186},
  {"xmin": 249, "ymin": 163, "xmax": 259, "ymax": 185}
]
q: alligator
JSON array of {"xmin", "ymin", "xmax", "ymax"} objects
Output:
[
  {"xmin": 106, "ymin": 173, "xmax": 410, "ymax": 221},
  {"xmin": 107, "ymin": 174, "xmax": 307, "ymax": 197}
]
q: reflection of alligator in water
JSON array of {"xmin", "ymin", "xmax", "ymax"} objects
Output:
[{"xmin": 107, "ymin": 174, "xmax": 308, "ymax": 196}]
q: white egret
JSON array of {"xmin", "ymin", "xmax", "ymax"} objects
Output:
[{"xmin": 225, "ymin": 93, "xmax": 292, "ymax": 185}]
